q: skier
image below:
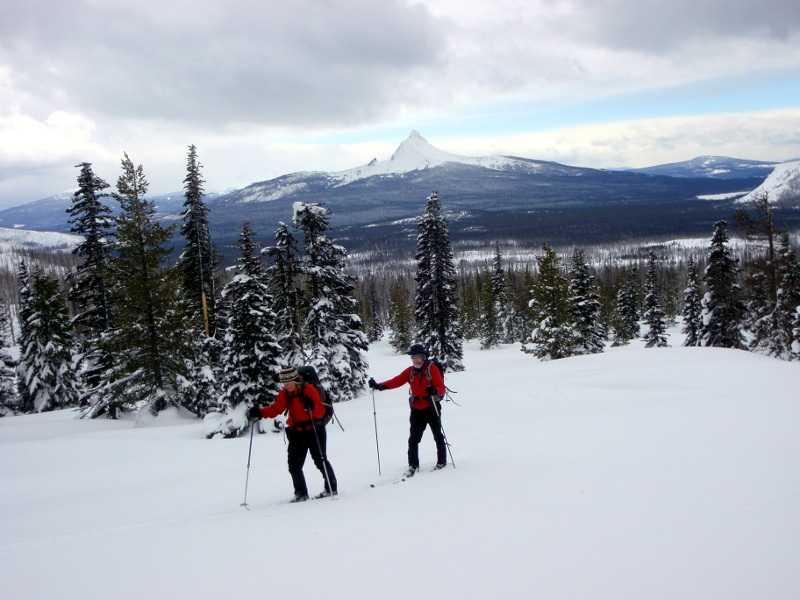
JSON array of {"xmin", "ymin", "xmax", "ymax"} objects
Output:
[
  {"xmin": 249, "ymin": 366, "xmax": 337, "ymax": 502},
  {"xmin": 368, "ymin": 344, "xmax": 447, "ymax": 477}
]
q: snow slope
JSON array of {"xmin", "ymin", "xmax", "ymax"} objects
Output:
[
  {"xmin": 330, "ymin": 130, "xmax": 525, "ymax": 184},
  {"xmin": 1, "ymin": 333, "xmax": 799, "ymax": 600},
  {"xmin": 0, "ymin": 226, "xmax": 81, "ymax": 270},
  {"xmin": 739, "ymin": 159, "xmax": 800, "ymax": 205}
]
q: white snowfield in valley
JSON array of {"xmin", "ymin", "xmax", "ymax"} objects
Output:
[{"xmin": 1, "ymin": 333, "xmax": 798, "ymax": 599}]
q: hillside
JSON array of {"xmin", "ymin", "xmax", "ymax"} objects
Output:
[
  {"xmin": 1, "ymin": 334, "xmax": 798, "ymax": 599},
  {"xmin": 1, "ymin": 133, "xmax": 790, "ymax": 257}
]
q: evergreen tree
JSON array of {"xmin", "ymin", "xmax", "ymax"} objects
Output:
[
  {"xmin": 0, "ymin": 300, "xmax": 18, "ymax": 414},
  {"xmin": 681, "ymin": 255, "xmax": 702, "ymax": 347},
  {"xmin": 177, "ymin": 145, "xmax": 220, "ymax": 336},
  {"xmin": 17, "ymin": 267, "xmax": 81, "ymax": 412},
  {"xmin": 771, "ymin": 232, "xmax": 800, "ymax": 359},
  {"xmin": 66, "ymin": 161, "xmax": 115, "ymax": 406},
  {"xmin": 744, "ymin": 268, "xmax": 772, "ymax": 354},
  {"xmin": 217, "ymin": 222, "xmax": 282, "ymax": 435},
  {"xmin": 388, "ymin": 278, "xmax": 414, "ymax": 353},
  {"xmin": 491, "ymin": 243, "xmax": 516, "ymax": 344},
  {"xmin": 700, "ymin": 220, "xmax": 746, "ymax": 349},
  {"xmin": 523, "ymin": 243, "xmax": 576, "ymax": 360},
  {"xmin": 102, "ymin": 154, "xmax": 194, "ymax": 416},
  {"xmin": 568, "ymin": 247, "xmax": 605, "ymax": 354},
  {"xmin": 264, "ymin": 222, "xmax": 305, "ymax": 366},
  {"xmin": 414, "ymin": 191, "xmax": 464, "ymax": 370},
  {"xmin": 642, "ymin": 251, "xmax": 669, "ymax": 347},
  {"xmin": 612, "ymin": 268, "xmax": 640, "ymax": 346},
  {"xmin": 479, "ymin": 264, "xmax": 501, "ymax": 350},
  {"xmin": 294, "ymin": 203, "xmax": 369, "ymax": 403},
  {"xmin": 365, "ymin": 276, "xmax": 384, "ymax": 343}
]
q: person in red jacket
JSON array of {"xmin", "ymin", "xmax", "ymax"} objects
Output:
[
  {"xmin": 369, "ymin": 344, "xmax": 446, "ymax": 477},
  {"xmin": 249, "ymin": 366, "xmax": 337, "ymax": 502}
]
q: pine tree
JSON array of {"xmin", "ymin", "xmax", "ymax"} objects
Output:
[
  {"xmin": 569, "ymin": 247, "xmax": 605, "ymax": 354},
  {"xmin": 66, "ymin": 161, "xmax": 115, "ymax": 406},
  {"xmin": 414, "ymin": 191, "xmax": 464, "ymax": 370},
  {"xmin": 365, "ymin": 276, "xmax": 384, "ymax": 343},
  {"xmin": 771, "ymin": 232, "xmax": 800, "ymax": 359},
  {"xmin": 16, "ymin": 267, "xmax": 81, "ymax": 412},
  {"xmin": 700, "ymin": 220, "xmax": 746, "ymax": 349},
  {"xmin": 681, "ymin": 255, "xmax": 702, "ymax": 346},
  {"xmin": 294, "ymin": 203, "xmax": 369, "ymax": 403},
  {"xmin": 612, "ymin": 268, "xmax": 640, "ymax": 346},
  {"xmin": 744, "ymin": 268, "xmax": 772, "ymax": 354},
  {"xmin": 264, "ymin": 222, "xmax": 305, "ymax": 366},
  {"xmin": 216, "ymin": 222, "xmax": 282, "ymax": 436},
  {"xmin": 523, "ymin": 243, "xmax": 576, "ymax": 360},
  {"xmin": 102, "ymin": 154, "xmax": 195, "ymax": 416},
  {"xmin": 177, "ymin": 145, "xmax": 220, "ymax": 336},
  {"xmin": 479, "ymin": 265, "xmax": 501, "ymax": 350},
  {"xmin": 492, "ymin": 243, "xmax": 517, "ymax": 344},
  {"xmin": 388, "ymin": 278, "xmax": 414, "ymax": 353},
  {"xmin": 642, "ymin": 251, "xmax": 669, "ymax": 347},
  {"xmin": 0, "ymin": 300, "xmax": 18, "ymax": 413}
]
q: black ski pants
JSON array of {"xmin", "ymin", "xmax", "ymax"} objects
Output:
[
  {"xmin": 408, "ymin": 405, "xmax": 446, "ymax": 468},
  {"xmin": 286, "ymin": 426, "xmax": 337, "ymax": 497}
]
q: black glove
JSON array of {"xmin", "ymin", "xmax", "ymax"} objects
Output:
[
  {"xmin": 301, "ymin": 397, "xmax": 315, "ymax": 411},
  {"xmin": 369, "ymin": 377, "xmax": 386, "ymax": 391},
  {"xmin": 426, "ymin": 385, "xmax": 438, "ymax": 397},
  {"xmin": 248, "ymin": 406, "xmax": 262, "ymax": 421}
]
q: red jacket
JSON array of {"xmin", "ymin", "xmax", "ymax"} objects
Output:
[
  {"xmin": 259, "ymin": 383, "xmax": 324, "ymax": 430},
  {"xmin": 379, "ymin": 361, "xmax": 445, "ymax": 410}
]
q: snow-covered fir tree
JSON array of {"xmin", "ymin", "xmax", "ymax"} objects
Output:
[
  {"xmin": 414, "ymin": 191, "xmax": 464, "ymax": 370},
  {"xmin": 700, "ymin": 220, "xmax": 746, "ymax": 349},
  {"xmin": 682, "ymin": 255, "xmax": 702, "ymax": 347},
  {"xmin": 263, "ymin": 222, "xmax": 305, "ymax": 367},
  {"xmin": 744, "ymin": 269, "xmax": 773, "ymax": 354},
  {"xmin": 523, "ymin": 243, "xmax": 576, "ymax": 360},
  {"xmin": 771, "ymin": 232, "xmax": 800, "ymax": 359},
  {"xmin": 0, "ymin": 301, "xmax": 18, "ymax": 414},
  {"xmin": 568, "ymin": 247, "xmax": 605, "ymax": 354},
  {"xmin": 101, "ymin": 155, "xmax": 198, "ymax": 416},
  {"xmin": 612, "ymin": 268, "xmax": 640, "ymax": 346},
  {"xmin": 294, "ymin": 202, "xmax": 369, "ymax": 402},
  {"xmin": 492, "ymin": 242, "xmax": 517, "ymax": 344},
  {"xmin": 176, "ymin": 145, "xmax": 220, "ymax": 336},
  {"xmin": 388, "ymin": 278, "xmax": 414, "ymax": 354},
  {"xmin": 66, "ymin": 161, "xmax": 116, "ymax": 407},
  {"xmin": 365, "ymin": 276, "xmax": 384, "ymax": 343},
  {"xmin": 479, "ymin": 264, "xmax": 501, "ymax": 350},
  {"xmin": 215, "ymin": 222, "xmax": 282, "ymax": 436},
  {"xmin": 642, "ymin": 251, "xmax": 669, "ymax": 347},
  {"xmin": 16, "ymin": 266, "xmax": 81, "ymax": 413}
]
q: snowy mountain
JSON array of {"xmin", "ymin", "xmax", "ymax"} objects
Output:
[
  {"xmin": 0, "ymin": 226, "xmax": 81, "ymax": 271},
  {"xmin": 0, "ymin": 132, "xmax": 788, "ymax": 253},
  {"xmin": 628, "ymin": 155, "xmax": 779, "ymax": 179},
  {"xmin": 738, "ymin": 159, "xmax": 800, "ymax": 206}
]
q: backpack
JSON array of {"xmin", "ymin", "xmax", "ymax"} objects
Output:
[
  {"xmin": 297, "ymin": 365, "xmax": 334, "ymax": 426},
  {"xmin": 409, "ymin": 358, "xmax": 447, "ymax": 392}
]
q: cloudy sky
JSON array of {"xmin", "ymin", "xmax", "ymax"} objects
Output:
[{"xmin": 1, "ymin": 0, "xmax": 799, "ymax": 210}]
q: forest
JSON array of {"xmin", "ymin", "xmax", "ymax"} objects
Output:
[{"xmin": 1, "ymin": 148, "xmax": 798, "ymax": 426}]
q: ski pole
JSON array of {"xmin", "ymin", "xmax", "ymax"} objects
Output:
[
  {"xmin": 431, "ymin": 395, "xmax": 456, "ymax": 469},
  {"xmin": 306, "ymin": 406, "xmax": 336, "ymax": 500},
  {"xmin": 371, "ymin": 389, "xmax": 382, "ymax": 476},
  {"xmin": 241, "ymin": 420, "xmax": 256, "ymax": 509}
]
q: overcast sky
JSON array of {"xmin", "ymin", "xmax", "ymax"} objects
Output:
[{"xmin": 1, "ymin": 0, "xmax": 799, "ymax": 210}]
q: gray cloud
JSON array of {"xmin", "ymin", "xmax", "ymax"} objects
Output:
[{"xmin": 1, "ymin": 0, "xmax": 445, "ymax": 129}]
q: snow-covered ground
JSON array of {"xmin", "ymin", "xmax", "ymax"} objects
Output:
[{"xmin": 2, "ymin": 331, "xmax": 799, "ymax": 600}]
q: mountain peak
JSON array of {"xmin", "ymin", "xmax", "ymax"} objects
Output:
[{"xmin": 389, "ymin": 130, "xmax": 458, "ymax": 168}]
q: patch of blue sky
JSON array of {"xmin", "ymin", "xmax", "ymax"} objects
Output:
[{"xmin": 285, "ymin": 68, "xmax": 800, "ymax": 146}]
